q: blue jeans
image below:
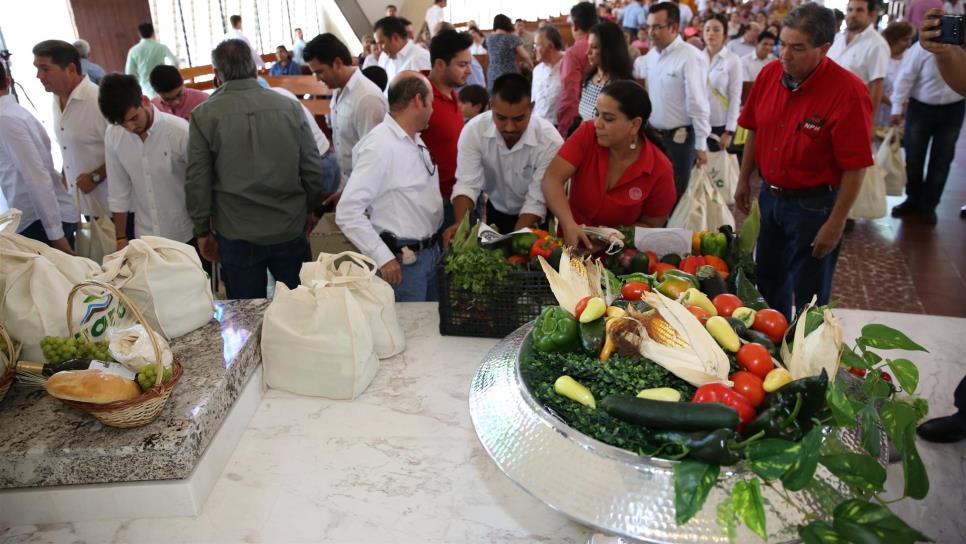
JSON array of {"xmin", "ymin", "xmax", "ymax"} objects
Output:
[
  {"xmin": 903, "ymin": 98, "xmax": 965, "ymax": 212},
  {"xmin": 19, "ymin": 219, "xmax": 77, "ymax": 248},
  {"xmin": 662, "ymin": 126, "xmax": 697, "ymax": 199},
  {"xmin": 755, "ymin": 184, "xmax": 840, "ymax": 321},
  {"xmin": 390, "ymin": 243, "xmax": 440, "ymax": 302},
  {"xmin": 217, "ymin": 234, "xmax": 309, "ymax": 299},
  {"xmin": 320, "ymin": 152, "xmax": 341, "ymax": 195}
]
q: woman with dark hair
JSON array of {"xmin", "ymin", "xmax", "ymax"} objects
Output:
[
  {"xmin": 577, "ymin": 20, "xmax": 633, "ymax": 126},
  {"xmin": 704, "ymin": 13, "xmax": 743, "ymax": 151},
  {"xmin": 542, "ymin": 81, "xmax": 677, "ymax": 249},
  {"xmin": 484, "ymin": 14, "xmax": 533, "ymax": 89}
]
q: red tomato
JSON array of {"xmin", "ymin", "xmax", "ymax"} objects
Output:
[
  {"xmin": 687, "ymin": 305, "xmax": 711, "ymax": 324},
  {"xmin": 575, "ymin": 296, "xmax": 592, "ymax": 319},
  {"xmin": 620, "ymin": 281, "xmax": 651, "ymax": 301},
  {"xmin": 848, "ymin": 367, "xmax": 867, "ymax": 378},
  {"xmin": 712, "ymin": 293, "xmax": 743, "ymax": 317},
  {"xmin": 736, "ymin": 343, "xmax": 774, "ymax": 379},
  {"xmin": 753, "ymin": 309, "xmax": 789, "ymax": 344},
  {"xmin": 731, "ymin": 371, "xmax": 766, "ymax": 407}
]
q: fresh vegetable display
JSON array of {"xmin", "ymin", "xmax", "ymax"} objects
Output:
[{"xmin": 518, "ymin": 232, "xmax": 932, "ymax": 542}]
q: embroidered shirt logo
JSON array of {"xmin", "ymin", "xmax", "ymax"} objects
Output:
[
  {"xmin": 802, "ymin": 114, "xmax": 826, "ymax": 133},
  {"xmin": 628, "ymin": 187, "xmax": 644, "ymax": 201}
]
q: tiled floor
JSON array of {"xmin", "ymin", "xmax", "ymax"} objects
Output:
[{"xmin": 833, "ymin": 126, "xmax": 966, "ymax": 317}]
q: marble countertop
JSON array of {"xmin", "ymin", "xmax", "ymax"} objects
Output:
[
  {"xmin": 3, "ymin": 305, "xmax": 964, "ymax": 543},
  {"xmin": 0, "ymin": 299, "xmax": 268, "ymax": 488}
]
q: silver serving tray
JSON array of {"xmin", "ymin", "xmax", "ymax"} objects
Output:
[{"xmin": 468, "ymin": 324, "xmax": 887, "ymax": 543}]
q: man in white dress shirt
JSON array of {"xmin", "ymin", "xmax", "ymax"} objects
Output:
[
  {"xmin": 225, "ymin": 15, "xmax": 263, "ymax": 70},
  {"xmin": 727, "ymin": 23, "xmax": 762, "ymax": 58},
  {"xmin": 634, "ymin": 2, "xmax": 711, "ymax": 198},
  {"xmin": 889, "ymin": 41, "xmax": 965, "ymax": 224},
  {"xmin": 304, "ymin": 33, "xmax": 389, "ymax": 198},
  {"xmin": 741, "ymin": 30, "xmax": 777, "ymax": 97},
  {"xmin": 291, "ymin": 28, "xmax": 306, "ymax": 65},
  {"xmin": 445, "ymin": 73, "xmax": 563, "ymax": 242},
  {"xmin": 425, "ymin": 0, "xmax": 447, "ymax": 37},
  {"xmin": 33, "ymin": 39, "xmax": 134, "ymax": 239},
  {"xmin": 827, "ymin": 0, "xmax": 890, "ymax": 125},
  {"xmin": 97, "ymin": 74, "xmax": 194, "ymax": 255},
  {"xmin": 532, "ymin": 26, "xmax": 565, "ymax": 127},
  {"xmin": 0, "ymin": 62, "xmax": 78, "ymax": 253},
  {"xmin": 374, "ymin": 17, "xmax": 432, "ymax": 84},
  {"xmin": 336, "ymin": 72, "xmax": 443, "ymax": 302}
]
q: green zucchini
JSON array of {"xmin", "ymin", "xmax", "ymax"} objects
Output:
[
  {"xmin": 724, "ymin": 316, "xmax": 748, "ymax": 338},
  {"xmin": 599, "ymin": 394, "xmax": 740, "ymax": 431}
]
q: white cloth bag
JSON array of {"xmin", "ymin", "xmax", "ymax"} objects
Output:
[
  {"xmin": 300, "ymin": 251, "xmax": 405, "ymax": 359},
  {"xmin": 848, "ymin": 165, "xmax": 888, "ymax": 220},
  {"xmin": 0, "ymin": 210, "xmax": 101, "ymax": 360},
  {"xmin": 875, "ymin": 127, "xmax": 906, "ymax": 197},
  {"xmin": 261, "ymin": 281, "xmax": 379, "ymax": 399},
  {"xmin": 73, "ymin": 193, "xmax": 116, "ymax": 264},
  {"xmin": 706, "ymin": 149, "xmax": 740, "ymax": 205},
  {"xmin": 668, "ymin": 166, "xmax": 736, "ymax": 232},
  {"xmin": 95, "ymin": 236, "xmax": 214, "ymax": 339}
]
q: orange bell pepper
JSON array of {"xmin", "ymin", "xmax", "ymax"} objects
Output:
[{"xmin": 702, "ymin": 255, "xmax": 730, "ymax": 278}]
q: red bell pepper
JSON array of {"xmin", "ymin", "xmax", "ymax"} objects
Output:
[
  {"xmin": 692, "ymin": 383, "xmax": 756, "ymax": 431},
  {"xmin": 679, "ymin": 255, "xmax": 707, "ymax": 276},
  {"xmin": 530, "ymin": 238, "xmax": 559, "ymax": 259}
]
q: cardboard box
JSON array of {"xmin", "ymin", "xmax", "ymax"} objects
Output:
[{"xmin": 309, "ymin": 213, "xmax": 358, "ymax": 260}]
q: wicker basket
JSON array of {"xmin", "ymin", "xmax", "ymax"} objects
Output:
[
  {"xmin": 0, "ymin": 325, "xmax": 18, "ymax": 403},
  {"xmin": 57, "ymin": 280, "xmax": 184, "ymax": 428}
]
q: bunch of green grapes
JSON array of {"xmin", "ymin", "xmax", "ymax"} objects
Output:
[
  {"xmin": 136, "ymin": 363, "xmax": 173, "ymax": 392},
  {"xmin": 40, "ymin": 336, "xmax": 113, "ymax": 364}
]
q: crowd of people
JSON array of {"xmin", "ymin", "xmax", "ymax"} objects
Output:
[{"xmin": 1, "ymin": 1, "xmax": 964, "ymax": 312}]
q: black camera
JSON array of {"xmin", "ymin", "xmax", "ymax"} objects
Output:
[{"xmin": 929, "ymin": 15, "xmax": 964, "ymax": 46}]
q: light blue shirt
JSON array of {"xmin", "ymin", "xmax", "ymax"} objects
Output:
[
  {"xmin": 125, "ymin": 38, "xmax": 178, "ymax": 98},
  {"xmin": 621, "ymin": 2, "xmax": 646, "ymax": 30},
  {"xmin": 80, "ymin": 59, "xmax": 106, "ymax": 85}
]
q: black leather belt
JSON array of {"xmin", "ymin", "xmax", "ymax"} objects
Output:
[
  {"xmin": 656, "ymin": 125, "xmax": 692, "ymax": 136},
  {"xmin": 380, "ymin": 232, "xmax": 439, "ymax": 254},
  {"xmin": 766, "ymin": 184, "xmax": 835, "ymax": 199}
]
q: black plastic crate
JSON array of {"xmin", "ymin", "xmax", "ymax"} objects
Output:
[{"xmin": 437, "ymin": 264, "xmax": 556, "ymax": 338}]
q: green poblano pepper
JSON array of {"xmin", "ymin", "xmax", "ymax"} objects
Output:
[
  {"xmin": 735, "ymin": 267, "xmax": 769, "ymax": 310},
  {"xmin": 652, "ymin": 428, "xmax": 746, "ymax": 465},
  {"xmin": 532, "ymin": 306, "xmax": 581, "ymax": 353},
  {"xmin": 700, "ymin": 232, "xmax": 728, "ymax": 259},
  {"xmin": 662, "ymin": 269, "xmax": 700, "ymax": 288}
]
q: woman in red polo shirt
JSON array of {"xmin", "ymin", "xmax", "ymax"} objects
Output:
[{"xmin": 541, "ymin": 80, "xmax": 677, "ymax": 250}]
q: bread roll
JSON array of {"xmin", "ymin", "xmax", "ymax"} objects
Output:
[{"xmin": 46, "ymin": 370, "xmax": 142, "ymax": 404}]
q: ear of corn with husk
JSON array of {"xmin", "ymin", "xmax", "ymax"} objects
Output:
[
  {"xmin": 609, "ymin": 290, "xmax": 732, "ymax": 388},
  {"xmin": 538, "ymin": 249, "xmax": 611, "ymax": 315},
  {"xmin": 781, "ymin": 296, "xmax": 843, "ymax": 381}
]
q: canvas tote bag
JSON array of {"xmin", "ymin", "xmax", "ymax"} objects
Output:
[
  {"xmin": 96, "ymin": 236, "xmax": 215, "ymax": 339},
  {"xmin": 74, "ymin": 192, "xmax": 116, "ymax": 264},
  {"xmin": 706, "ymin": 148, "xmax": 740, "ymax": 206},
  {"xmin": 0, "ymin": 210, "xmax": 102, "ymax": 360},
  {"xmin": 261, "ymin": 281, "xmax": 379, "ymax": 399},
  {"xmin": 668, "ymin": 166, "xmax": 736, "ymax": 232},
  {"xmin": 848, "ymin": 164, "xmax": 887, "ymax": 220},
  {"xmin": 875, "ymin": 127, "xmax": 907, "ymax": 197},
  {"xmin": 300, "ymin": 251, "xmax": 405, "ymax": 359}
]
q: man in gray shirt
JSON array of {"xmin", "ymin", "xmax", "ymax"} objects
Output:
[{"xmin": 186, "ymin": 39, "xmax": 326, "ymax": 299}]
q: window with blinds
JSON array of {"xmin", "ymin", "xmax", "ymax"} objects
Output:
[{"xmin": 149, "ymin": 0, "xmax": 330, "ymax": 66}]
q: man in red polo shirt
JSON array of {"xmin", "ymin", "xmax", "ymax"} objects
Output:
[
  {"xmin": 735, "ymin": 2, "xmax": 873, "ymax": 320},
  {"xmin": 421, "ymin": 29, "xmax": 472, "ymax": 228}
]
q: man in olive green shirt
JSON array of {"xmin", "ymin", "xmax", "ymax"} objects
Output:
[
  {"xmin": 125, "ymin": 22, "xmax": 179, "ymax": 99},
  {"xmin": 186, "ymin": 39, "xmax": 326, "ymax": 299}
]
